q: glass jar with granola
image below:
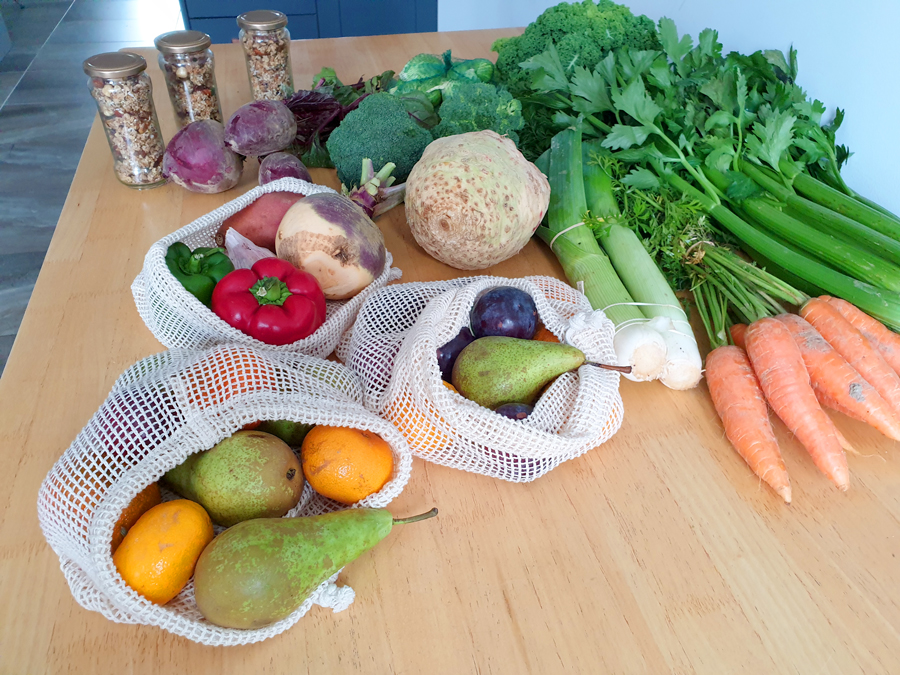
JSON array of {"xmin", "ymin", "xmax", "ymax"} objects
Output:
[
  {"xmin": 83, "ymin": 52, "xmax": 166, "ymax": 189},
  {"xmin": 154, "ymin": 30, "xmax": 223, "ymax": 128},
  {"xmin": 237, "ymin": 10, "xmax": 294, "ymax": 101}
]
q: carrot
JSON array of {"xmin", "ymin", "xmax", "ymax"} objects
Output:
[
  {"xmin": 824, "ymin": 295, "xmax": 900, "ymax": 376},
  {"xmin": 730, "ymin": 324, "xmax": 747, "ymax": 350},
  {"xmin": 801, "ymin": 297, "xmax": 900, "ymax": 422},
  {"xmin": 706, "ymin": 346, "xmax": 792, "ymax": 503},
  {"xmin": 745, "ymin": 317, "xmax": 850, "ymax": 491},
  {"xmin": 774, "ymin": 313, "xmax": 900, "ymax": 441}
]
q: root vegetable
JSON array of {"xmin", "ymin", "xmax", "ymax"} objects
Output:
[
  {"xmin": 404, "ymin": 130, "xmax": 549, "ymax": 270},
  {"xmin": 162, "ymin": 120, "xmax": 242, "ymax": 194},
  {"xmin": 275, "ymin": 192, "xmax": 386, "ymax": 300},
  {"xmin": 258, "ymin": 152, "xmax": 312, "ymax": 185},
  {"xmin": 225, "ymin": 100, "xmax": 297, "ymax": 157},
  {"xmin": 215, "ymin": 192, "xmax": 305, "ymax": 252},
  {"xmin": 824, "ymin": 295, "xmax": 900, "ymax": 375}
]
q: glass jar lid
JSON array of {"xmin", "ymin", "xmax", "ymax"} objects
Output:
[
  {"xmin": 154, "ymin": 30, "xmax": 212, "ymax": 54},
  {"xmin": 83, "ymin": 52, "xmax": 147, "ymax": 78},
  {"xmin": 237, "ymin": 10, "xmax": 288, "ymax": 31}
]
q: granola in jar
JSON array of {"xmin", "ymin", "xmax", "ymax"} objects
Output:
[
  {"xmin": 237, "ymin": 10, "xmax": 294, "ymax": 101},
  {"xmin": 84, "ymin": 52, "xmax": 166, "ymax": 189},
  {"xmin": 155, "ymin": 30, "xmax": 223, "ymax": 127}
]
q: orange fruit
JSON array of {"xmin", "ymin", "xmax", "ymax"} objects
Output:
[
  {"xmin": 301, "ymin": 426, "xmax": 395, "ymax": 504},
  {"xmin": 111, "ymin": 482, "xmax": 162, "ymax": 553},
  {"xmin": 385, "ymin": 382, "xmax": 456, "ymax": 455},
  {"xmin": 113, "ymin": 499, "xmax": 214, "ymax": 605},
  {"xmin": 185, "ymin": 347, "xmax": 271, "ymax": 409},
  {"xmin": 533, "ymin": 325, "xmax": 560, "ymax": 343}
]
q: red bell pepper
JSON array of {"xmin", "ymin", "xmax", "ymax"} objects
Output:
[{"xmin": 211, "ymin": 258, "xmax": 326, "ymax": 345}]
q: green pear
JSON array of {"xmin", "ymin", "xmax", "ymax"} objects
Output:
[
  {"xmin": 162, "ymin": 430, "xmax": 304, "ymax": 527},
  {"xmin": 451, "ymin": 336, "xmax": 586, "ymax": 409},
  {"xmin": 194, "ymin": 508, "xmax": 438, "ymax": 629},
  {"xmin": 256, "ymin": 419, "xmax": 314, "ymax": 447}
]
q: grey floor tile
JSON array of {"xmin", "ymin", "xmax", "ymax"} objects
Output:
[
  {"xmin": 0, "ymin": 334, "xmax": 15, "ymax": 377},
  {"xmin": 0, "ymin": 50, "xmax": 38, "ymax": 72},
  {"xmin": 0, "ymin": 223, "xmax": 55, "ymax": 255},
  {"xmin": 0, "ymin": 70, "xmax": 23, "ymax": 103},
  {"xmin": 0, "ymin": 279, "xmax": 37, "ymax": 337},
  {"xmin": 5, "ymin": 65, "xmax": 92, "ymax": 104},
  {"xmin": 1, "ymin": 2, "xmax": 71, "ymax": 49},
  {"xmin": 24, "ymin": 39, "xmax": 146, "ymax": 71},
  {"xmin": 0, "ymin": 99, "xmax": 96, "ymax": 144},
  {"xmin": 0, "ymin": 161, "xmax": 77, "ymax": 228},
  {"xmin": 43, "ymin": 18, "xmax": 157, "ymax": 44}
]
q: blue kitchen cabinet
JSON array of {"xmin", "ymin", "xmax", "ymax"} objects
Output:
[{"xmin": 180, "ymin": 0, "xmax": 438, "ymax": 44}]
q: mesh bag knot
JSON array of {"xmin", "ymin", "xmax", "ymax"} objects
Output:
[
  {"xmin": 37, "ymin": 344, "xmax": 412, "ymax": 646},
  {"xmin": 340, "ymin": 276, "xmax": 624, "ymax": 482},
  {"xmin": 132, "ymin": 177, "xmax": 402, "ymax": 358}
]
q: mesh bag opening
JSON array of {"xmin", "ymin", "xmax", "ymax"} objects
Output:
[
  {"xmin": 132, "ymin": 177, "xmax": 402, "ymax": 358},
  {"xmin": 37, "ymin": 344, "xmax": 413, "ymax": 646},
  {"xmin": 340, "ymin": 276, "xmax": 625, "ymax": 482}
]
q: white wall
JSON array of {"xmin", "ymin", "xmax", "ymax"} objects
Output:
[{"xmin": 439, "ymin": 0, "xmax": 900, "ymax": 215}]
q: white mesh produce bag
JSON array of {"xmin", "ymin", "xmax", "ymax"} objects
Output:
[
  {"xmin": 132, "ymin": 177, "xmax": 401, "ymax": 357},
  {"xmin": 37, "ymin": 344, "xmax": 413, "ymax": 646},
  {"xmin": 340, "ymin": 276, "xmax": 624, "ymax": 482}
]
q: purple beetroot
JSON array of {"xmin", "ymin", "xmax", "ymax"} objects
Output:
[
  {"xmin": 258, "ymin": 152, "xmax": 313, "ymax": 185},
  {"xmin": 162, "ymin": 119, "xmax": 243, "ymax": 194},
  {"xmin": 225, "ymin": 100, "xmax": 297, "ymax": 157}
]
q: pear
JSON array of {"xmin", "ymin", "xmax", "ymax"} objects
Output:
[
  {"xmin": 162, "ymin": 430, "xmax": 303, "ymax": 527},
  {"xmin": 256, "ymin": 419, "xmax": 314, "ymax": 447},
  {"xmin": 451, "ymin": 336, "xmax": 585, "ymax": 409},
  {"xmin": 194, "ymin": 508, "xmax": 438, "ymax": 629}
]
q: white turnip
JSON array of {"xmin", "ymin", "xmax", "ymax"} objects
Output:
[{"xmin": 275, "ymin": 193, "xmax": 386, "ymax": 300}]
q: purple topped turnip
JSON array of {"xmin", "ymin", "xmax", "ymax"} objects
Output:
[
  {"xmin": 225, "ymin": 100, "xmax": 297, "ymax": 157},
  {"xmin": 275, "ymin": 193, "xmax": 386, "ymax": 300},
  {"xmin": 258, "ymin": 152, "xmax": 312, "ymax": 185},
  {"xmin": 162, "ymin": 119, "xmax": 243, "ymax": 194}
]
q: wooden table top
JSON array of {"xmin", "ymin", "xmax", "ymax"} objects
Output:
[{"xmin": 3, "ymin": 28, "xmax": 900, "ymax": 675}]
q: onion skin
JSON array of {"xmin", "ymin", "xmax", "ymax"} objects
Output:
[{"xmin": 275, "ymin": 193, "xmax": 386, "ymax": 300}]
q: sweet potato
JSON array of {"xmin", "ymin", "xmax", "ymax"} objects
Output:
[{"xmin": 215, "ymin": 192, "xmax": 304, "ymax": 252}]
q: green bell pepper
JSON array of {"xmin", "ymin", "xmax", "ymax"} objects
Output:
[{"xmin": 165, "ymin": 242, "xmax": 235, "ymax": 307}]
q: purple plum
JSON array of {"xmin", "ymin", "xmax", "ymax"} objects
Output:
[
  {"xmin": 494, "ymin": 403, "xmax": 533, "ymax": 420},
  {"xmin": 470, "ymin": 286, "xmax": 538, "ymax": 339},
  {"xmin": 437, "ymin": 327, "xmax": 475, "ymax": 381},
  {"xmin": 258, "ymin": 152, "xmax": 312, "ymax": 185},
  {"xmin": 225, "ymin": 100, "xmax": 297, "ymax": 157}
]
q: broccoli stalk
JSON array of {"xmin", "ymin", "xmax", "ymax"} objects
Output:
[{"xmin": 342, "ymin": 159, "xmax": 407, "ymax": 218}]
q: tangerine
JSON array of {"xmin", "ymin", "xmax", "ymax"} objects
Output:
[
  {"xmin": 113, "ymin": 499, "xmax": 214, "ymax": 604},
  {"xmin": 385, "ymin": 382, "xmax": 456, "ymax": 455},
  {"xmin": 301, "ymin": 426, "xmax": 394, "ymax": 504},
  {"xmin": 111, "ymin": 482, "xmax": 161, "ymax": 553},
  {"xmin": 533, "ymin": 325, "xmax": 560, "ymax": 343}
]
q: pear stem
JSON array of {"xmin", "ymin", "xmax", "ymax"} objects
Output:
[
  {"xmin": 392, "ymin": 508, "xmax": 439, "ymax": 525},
  {"xmin": 586, "ymin": 362, "xmax": 633, "ymax": 374}
]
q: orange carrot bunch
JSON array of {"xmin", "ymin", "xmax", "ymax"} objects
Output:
[{"xmin": 707, "ymin": 297, "xmax": 900, "ymax": 502}]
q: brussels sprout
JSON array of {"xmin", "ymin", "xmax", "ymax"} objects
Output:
[
  {"xmin": 397, "ymin": 53, "xmax": 447, "ymax": 82},
  {"xmin": 447, "ymin": 58, "xmax": 495, "ymax": 84}
]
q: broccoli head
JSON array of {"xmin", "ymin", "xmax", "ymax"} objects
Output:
[
  {"xmin": 326, "ymin": 93, "xmax": 434, "ymax": 187},
  {"xmin": 431, "ymin": 83, "xmax": 524, "ymax": 144},
  {"xmin": 492, "ymin": 0, "xmax": 660, "ymax": 97}
]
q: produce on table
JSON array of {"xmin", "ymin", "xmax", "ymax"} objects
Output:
[
  {"xmin": 326, "ymin": 93, "xmax": 433, "ymax": 186},
  {"xmin": 112, "ymin": 499, "xmax": 214, "ymax": 604},
  {"xmin": 385, "ymin": 381, "xmax": 457, "ymax": 453},
  {"xmin": 430, "ymin": 82, "xmax": 523, "ymax": 144},
  {"xmin": 256, "ymin": 419, "xmax": 314, "ymax": 447},
  {"xmin": 162, "ymin": 430, "xmax": 304, "ymax": 527},
  {"xmin": 258, "ymin": 151, "xmax": 312, "ymax": 185},
  {"xmin": 494, "ymin": 403, "xmax": 534, "ymax": 420},
  {"xmin": 223, "ymin": 229, "xmax": 276, "ymax": 269},
  {"xmin": 341, "ymin": 159, "xmax": 407, "ymax": 218},
  {"xmin": 452, "ymin": 336, "xmax": 587, "ymax": 410},
  {"xmin": 215, "ymin": 192, "xmax": 305, "ymax": 252},
  {"xmin": 533, "ymin": 325, "xmax": 560, "ymax": 343},
  {"xmin": 162, "ymin": 119, "xmax": 242, "ymax": 193},
  {"xmin": 518, "ymin": 14, "xmax": 900, "ymax": 328},
  {"xmin": 447, "ymin": 58, "xmax": 495, "ymax": 84},
  {"xmin": 744, "ymin": 317, "xmax": 849, "ymax": 492},
  {"xmin": 275, "ymin": 192, "xmax": 387, "ymax": 300},
  {"xmin": 224, "ymin": 100, "xmax": 297, "ymax": 156},
  {"xmin": 436, "ymin": 327, "xmax": 475, "ymax": 382},
  {"xmin": 193, "ymin": 508, "xmax": 437, "ymax": 629},
  {"xmin": 164, "ymin": 242, "xmax": 235, "ymax": 307},
  {"xmin": 705, "ymin": 346, "xmax": 791, "ymax": 503},
  {"xmin": 110, "ymin": 482, "xmax": 161, "ymax": 553},
  {"xmin": 211, "ymin": 257, "xmax": 326, "ymax": 345},
  {"xmin": 405, "ymin": 130, "xmax": 550, "ymax": 270},
  {"xmin": 774, "ymin": 314, "xmax": 900, "ymax": 441},
  {"xmin": 470, "ymin": 287, "xmax": 538, "ymax": 339},
  {"xmin": 800, "ymin": 299, "xmax": 900, "ymax": 420},
  {"xmin": 300, "ymin": 426, "xmax": 395, "ymax": 504},
  {"xmin": 825, "ymin": 296, "xmax": 900, "ymax": 375}
]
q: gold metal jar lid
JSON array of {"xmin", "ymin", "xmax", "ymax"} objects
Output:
[
  {"xmin": 237, "ymin": 9, "xmax": 288, "ymax": 31},
  {"xmin": 154, "ymin": 30, "xmax": 212, "ymax": 55},
  {"xmin": 83, "ymin": 52, "xmax": 147, "ymax": 78}
]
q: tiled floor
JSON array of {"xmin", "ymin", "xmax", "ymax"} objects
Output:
[{"xmin": 0, "ymin": 0, "xmax": 183, "ymax": 375}]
